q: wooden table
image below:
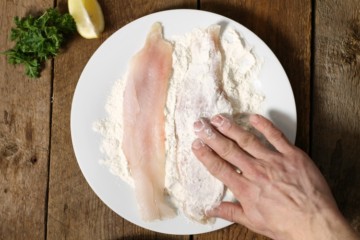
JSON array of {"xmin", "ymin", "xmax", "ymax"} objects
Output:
[{"xmin": 1, "ymin": 0, "xmax": 359, "ymax": 239}]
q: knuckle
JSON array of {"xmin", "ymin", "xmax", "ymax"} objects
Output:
[
  {"xmin": 225, "ymin": 205, "xmax": 237, "ymax": 222},
  {"xmin": 252, "ymin": 165, "xmax": 268, "ymax": 182},
  {"xmin": 262, "ymin": 118, "xmax": 273, "ymax": 129},
  {"xmin": 270, "ymin": 158, "xmax": 287, "ymax": 172},
  {"xmin": 269, "ymin": 127, "xmax": 284, "ymax": 142},
  {"xmin": 290, "ymin": 149, "xmax": 308, "ymax": 167},
  {"xmin": 236, "ymin": 132, "xmax": 257, "ymax": 149},
  {"xmin": 281, "ymin": 144, "xmax": 302, "ymax": 160},
  {"xmin": 208, "ymin": 159, "xmax": 226, "ymax": 176},
  {"xmin": 218, "ymin": 141, "xmax": 237, "ymax": 159}
]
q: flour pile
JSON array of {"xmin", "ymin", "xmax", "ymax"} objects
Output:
[{"xmin": 93, "ymin": 25, "xmax": 264, "ymax": 224}]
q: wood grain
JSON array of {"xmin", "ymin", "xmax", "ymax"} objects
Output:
[
  {"xmin": 312, "ymin": 0, "xmax": 360, "ymax": 233},
  {"xmin": 0, "ymin": 0, "xmax": 53, "ymax": 239},
  {"xmin": 46, "ymin": 0, "xmax": 195, "ymax": 239},
  {"xmin": 197, "ymin": 0, "xmax": 312, "ymax": 239},
  {"xmin": 2, "ymin": 0, "xmax": 359, "ymax": 239}
]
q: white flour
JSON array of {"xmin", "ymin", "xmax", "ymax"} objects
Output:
[
  {"xmin": 167, "ymin": 25, "xmax": 235, "ymax": 223},
  {"xmin": 93, "ymin": 25, "xmax": 264, "ymax": 223}
]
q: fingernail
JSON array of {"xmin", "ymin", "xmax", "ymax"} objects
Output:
[
  {"xmin": 192, "ymin": 139, "xmax": 205, "ymax": 150},
  {"xmin": 205, "ymin": 206, "xmax": 217, "ymax": 217},
  {"xmin": 194, "ymin": 119, "xmax": 205, "ymax": 132},
  {"xmin": 250, "ymin": 114, "xmax": 260, "ymax": 125},
  {"xmin": 205, "ymin": 209, "xmax": 212, "ymax": 217},
  {"xmin": 211, "ymin": 115, "xmax": 224, "ymax": 127},
  {"xmin": 211, "ymin": 114, "xmax": 231, "ymax": 130}
]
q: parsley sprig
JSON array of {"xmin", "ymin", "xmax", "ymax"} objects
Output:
[{"xmin": 2, "ymin": 8, "xmax": 76, "ymax": 78}]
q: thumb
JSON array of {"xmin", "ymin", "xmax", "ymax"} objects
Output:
[{"xmin": 207, "ymin": 201, "xmax": 249, "ymax": 226}]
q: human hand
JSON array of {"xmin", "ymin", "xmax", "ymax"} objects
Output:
[{"xmin": 192, "ymin": 114, "xmax": 359, "ymax": 240}]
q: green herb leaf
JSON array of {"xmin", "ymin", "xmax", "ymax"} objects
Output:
[{"xmin": 1, "ymin": 8, "xmax": 76, "ymax": 78}]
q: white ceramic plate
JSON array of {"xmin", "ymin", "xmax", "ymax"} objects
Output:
[{"xmin": 71, "ymin": 9, "xmax": 297, "ymax": 235}]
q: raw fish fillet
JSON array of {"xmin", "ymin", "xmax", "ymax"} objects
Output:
[
  {"xmin": 122, "ymin": 23, "xmax": 176, "ymax": 221},
  {"xmin": 173, "ymin": 25, "xmax": 234, "ymax": 223}
]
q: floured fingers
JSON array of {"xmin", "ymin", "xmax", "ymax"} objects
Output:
[{"xmin": 193, "ymin": 118, "xmax": 255, "ymax": 175}]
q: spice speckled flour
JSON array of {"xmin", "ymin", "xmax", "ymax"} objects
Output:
[{"xmin": 93, "ymin": 25, "xmax": 264, "ymax": 224}]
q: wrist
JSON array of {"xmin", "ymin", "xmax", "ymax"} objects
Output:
[
  {"xmin": 287, "ymin": 208, "xmax": 359, "ymax": 240},
  {"xmin": 310, "ymin": 208, "xmax": 354, "ymax": 240}
]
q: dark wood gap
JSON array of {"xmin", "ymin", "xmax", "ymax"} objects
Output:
[
  {"xmin": 44, "ymin": 3, "xmax": 57, "ymax": 240},
  {"xmin": 308, "ymin": 0, "xmax": 316, "ymax": 158}
]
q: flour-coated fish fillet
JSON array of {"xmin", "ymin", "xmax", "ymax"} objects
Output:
[
  {"xmin": 122, "ymin": 22, "xmax": 176, "ymax": 221},
  {"xmin": 174, "ymin": 25, "xmax": 234, "ymax": 223}
]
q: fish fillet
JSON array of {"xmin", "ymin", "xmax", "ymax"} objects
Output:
[
  {"xmin": 173, "ymin": 25, "xmax": 234, "ymax": 223},
  {"xmin": 122, "ymin": 22, "xmax": 176, "ymax": 221}
]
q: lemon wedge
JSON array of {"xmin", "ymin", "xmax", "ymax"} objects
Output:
[{"xmin": 68, "ymin": 0, "xmax": 105, "ymax": 39}]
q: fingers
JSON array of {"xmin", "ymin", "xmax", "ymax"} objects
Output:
[
  {"xmin": 193, "ymin": 119, "xmax": 255, "ymax": 174},
  {"xmin": 210, "ymin": 114, "xmax": 277, "ymax": 160},
  {"xmin": 192, "ymin": 138, "xmax": 250, "ymax": 195},
  {"xmin": 249, "ymin": 114, "xmax": 293, "ymax": 154},
  {"xmin": 206, "ymin": 201, "xmax": 250, "ymax": 226}
]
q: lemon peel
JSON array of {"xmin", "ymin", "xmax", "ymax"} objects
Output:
[{"xmin": 68, "ymin": 0, "xmax": 105, "ymax": 39}]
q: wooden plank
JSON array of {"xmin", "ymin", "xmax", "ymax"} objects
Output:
[
  {"xmin": 198, "ymin": 0, "xmax": 312, "ymax": 239},
  {"xmin": 47, "ymin": 0, "xmax": 196, "ymax": 239},
  {"xmin": 312, "ymin": 0, "xmax": 360, "ymax": 233},
  {"xmin": 0, "ymin": 1, "xmax": 53, "ymax": 239}
]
